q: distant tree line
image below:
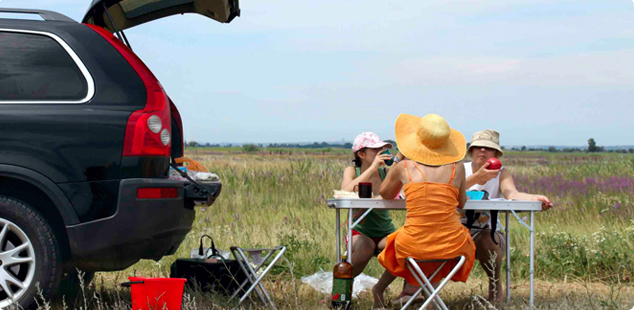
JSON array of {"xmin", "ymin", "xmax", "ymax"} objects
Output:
[
  {"xmin": 186, "ymin": 138, "xmax": 634, "ymax": 153},
  {"xmin": 505, "ymin": 138, "xmax": 633, "ymax": 153},
  {"xmin": 185, "ymin": 140, "xmax": 400, "ymax": 150},
  {"xmin": 267, "ymin": 142, "xmax": 354, "ymax": 149},
  {"xmin": 185, "ymin": 141, "xmax": 230, "ymax": 148}
]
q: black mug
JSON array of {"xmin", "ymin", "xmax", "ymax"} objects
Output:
[{"xmin": 353, "ymin": 182, "xmax": 373, "ymax": 198}]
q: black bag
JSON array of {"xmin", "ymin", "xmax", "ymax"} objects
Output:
[{"xmin": 170, "ymin": 235, "xmax": 247, "ymax": 296}]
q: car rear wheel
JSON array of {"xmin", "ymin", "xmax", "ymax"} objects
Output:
[{"xmin": 0, "ymin": 196, "xmax": 62, "ymax": 309}]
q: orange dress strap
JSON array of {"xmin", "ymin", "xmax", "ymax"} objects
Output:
[
  {"xmin": 412, "ymin": 162, "xmax": 428, "ymax": 182},
  {"xmin": 447, "ymin": 163, "xmax": 456, "ymax": 184},
  {"xmin": 403, "ymin": 161, "xmax": 413, "ymax": 182}
]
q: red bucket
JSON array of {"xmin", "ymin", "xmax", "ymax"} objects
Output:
[{"xmin": 125, "ymin": 277, "xmax": 187, "ymax": 310}]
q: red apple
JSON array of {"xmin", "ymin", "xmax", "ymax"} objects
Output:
[{"xmin": 486, "ymin": 157, "xmax": 502, "ymax": 170}]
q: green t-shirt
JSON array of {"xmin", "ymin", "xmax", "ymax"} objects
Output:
[{"xmin": 353, "ymin": 167, "xmax": 396, "ymax": 238}]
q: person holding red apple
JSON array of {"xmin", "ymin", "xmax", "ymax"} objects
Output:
[{"xmin": 462, "ymin": 129, "xmax": 553, "ymax": 302}]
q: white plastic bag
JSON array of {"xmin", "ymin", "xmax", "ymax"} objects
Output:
[
  {"xmin": 168, "ymin": 167, "xmax": 220, "ymax": 182},
  {"xmin": 194, "ymin": 172, "xmax": 220, "ymax": 181},
  {"xmin": 301, "ymin": 269, "xmax": 378, "ymax": 298}
]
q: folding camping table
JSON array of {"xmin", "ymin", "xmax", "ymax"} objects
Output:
[{"xmin": 326, "ymin": 198, "xmax": 542, "ymax": 309}]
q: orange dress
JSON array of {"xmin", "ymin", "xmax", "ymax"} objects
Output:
[{"xmin": 377, "ymin": 162, "xmax": 476, "ymax": 285}]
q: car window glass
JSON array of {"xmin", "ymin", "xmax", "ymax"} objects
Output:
[{"xmin": 0, "ymin": 31, "xmax": 88, "ymax": 102}]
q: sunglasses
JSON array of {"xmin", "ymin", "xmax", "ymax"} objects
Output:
[{"xmin": 474, "ymin": 146, "xmax": 497, "ymax": 152}]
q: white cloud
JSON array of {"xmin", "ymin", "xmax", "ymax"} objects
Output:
[{"xmin": 385, "ymin": 50, "xmax": 634, "ymax": 87}]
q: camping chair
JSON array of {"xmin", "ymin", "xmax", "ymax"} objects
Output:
[
  {"xmin": 229, "ymin": 245, "xmax": 287, "ymax": 309},
  {"xmin": 400, "ymin": 256, "xmax": 466, "ymax": 310}
]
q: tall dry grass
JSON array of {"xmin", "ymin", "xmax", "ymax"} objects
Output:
[{"xmin": 41, "ymin": 150, "xmax": 634, "ymax": 309}]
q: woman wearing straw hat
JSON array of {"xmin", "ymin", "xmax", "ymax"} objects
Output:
[
  {"xmin": 373, "ymin": 113, "xmax": 476, "ymax": 308},
  {"xmin": 461, "ymin": 130, "xmax": 553, "ymax": 302}
]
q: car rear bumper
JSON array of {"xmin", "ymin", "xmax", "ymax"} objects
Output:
[{"xmin": 65, "ymin": 178, "xmax": 195, "ymax": 271}]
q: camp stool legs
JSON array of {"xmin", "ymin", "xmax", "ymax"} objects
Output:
[
  {"xmin": 401, "ymin": 256, "xmax": 466, "ymax": 310},
  {"xmin": 229, "ymin": 245, "xmax": 287, "ymax": 309}
]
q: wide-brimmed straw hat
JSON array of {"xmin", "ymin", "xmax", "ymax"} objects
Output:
[
  {"xmin": 468, "ymin": 129, "xmax": 504, "ymax": 157},
  {"xmin": 394, "ymin": 113, "xmax": 466, "ymax": 166}
]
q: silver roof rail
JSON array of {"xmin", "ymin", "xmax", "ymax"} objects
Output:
[{"xmin": 0, "ymin": 8, "xmax": 75, "ymax": 22}]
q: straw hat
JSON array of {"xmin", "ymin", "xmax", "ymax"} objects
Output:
[
  {"xmin": 467, "ymin": 129, "xmax": 504, "ymax": 157},
  {"xmin": 394, "ymin": 113, "xmax": 466, "ymax": 166}
]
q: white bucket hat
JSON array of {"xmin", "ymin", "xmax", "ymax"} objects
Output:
[{"xmin": 468, "ymin": 129, "xmax": 503, "ymax": 157}]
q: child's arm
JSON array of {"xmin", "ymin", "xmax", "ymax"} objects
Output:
[
  {"xmin": 341, "ymin": 167, "xmax": 372, "ymax": 222},
  {"xmin": 341, "ymin": 154, "xmax": 390, "ymax": 191},
  {"xmin": 340, "ymin": 167, "xmax": 358, "ymax": 191},
  {"xmin": 341, "ymin": 166, "xmax": 377, "ymax": 192}
]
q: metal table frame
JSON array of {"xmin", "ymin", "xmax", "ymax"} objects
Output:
[{"xmin": 327, "ymin": 198, "xmax": 541, "ymax": 308}]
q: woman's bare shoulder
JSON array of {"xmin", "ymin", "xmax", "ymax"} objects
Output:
[
  {"xmin": 390, "ymin": 161, "xmax": 407, "ymax": 173},
  {"xmin": 455, "ymin": 161, "xmax": 466, "ymax": 173}
]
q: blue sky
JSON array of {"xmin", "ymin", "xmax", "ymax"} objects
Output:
[{"xmin": 3, "ymin": 0, "xmax": 634, "ymax": 146}]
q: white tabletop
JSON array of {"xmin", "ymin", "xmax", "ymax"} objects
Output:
[{"xmin": 327, "ymin": 198, "xmax": 542, "ymax": 212}]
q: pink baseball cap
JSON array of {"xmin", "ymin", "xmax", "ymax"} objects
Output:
[{"xmin": 352, "ymin": 132, "xmax": 393, "ymax": 153}]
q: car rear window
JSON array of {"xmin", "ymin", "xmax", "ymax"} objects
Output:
[{"xmin": 0, "ymin": 31, "xmax": 89, "ymax": 102}]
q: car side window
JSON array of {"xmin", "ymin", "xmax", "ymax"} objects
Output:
[{"xmin": 0, "ymin": 31, "xmax": 88, "ymax": 102}]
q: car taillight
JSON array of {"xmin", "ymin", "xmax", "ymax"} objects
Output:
[
  {"xmin": 85, "ymin": 24, "xmax": 171, "ymax": 157},
  {"xmin": 170, "ymin": 99, "xmax": 185, "ymax": 158},
  {"xmin": 137, "ymin": 187, "xmax": 178, "ymax": 199}
]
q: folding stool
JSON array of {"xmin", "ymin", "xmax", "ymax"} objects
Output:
[
  {"xmin": 229, "ymin": 245, "xmax": 287, "ymax": 309},
  {"xmin": 401, "ymin": 256, "xmax": 466, "ymax": 310}
]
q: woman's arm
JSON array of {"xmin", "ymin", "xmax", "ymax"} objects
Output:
[
  {"xmin": 456, "ymin": 163, "xmax": 467, "ymax": 209},
  {"xmin": 465, "ymin": 162, "xmax": 500, "ymax": 188},
  {"xmin": 379, "ymin": 162, "xmax": 404, "ymax": 200},
  {"xmin": 499, "ymin": 169, "xmax": 553, "ymax": 210}
]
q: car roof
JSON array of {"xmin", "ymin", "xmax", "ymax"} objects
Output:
[{"xmin": 0, "ymin": 8, "xmax": 76, "ymax": 23}]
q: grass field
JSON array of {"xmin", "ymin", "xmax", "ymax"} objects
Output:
[{"xmin": 49, "ymin": 149, "xmax": 634, "ymax": 309}]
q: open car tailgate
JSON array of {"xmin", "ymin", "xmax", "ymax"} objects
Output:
[{"xmin": 83, "ymin": 0, "xmax": 240, "ymax": 32}]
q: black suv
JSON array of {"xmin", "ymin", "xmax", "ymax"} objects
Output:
[{"xmin": 0, "ymin": 1, "xmax": 238, "ymax": 308}]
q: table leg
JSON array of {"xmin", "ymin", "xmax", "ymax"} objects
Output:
[
  {"xmin": 336, "ymin": 209, "xmax": 340, "ymax": 262},
  {"xmin": 530, "ymin": 211, "xmax": 535, "ymax": 309},
  {"xmin": 506, "ymin": 211, "xmax": 511, "ymax": 303},
  {"xmin": 348, "ymin": 208, "xmax": 353, "ymax": 264}
]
